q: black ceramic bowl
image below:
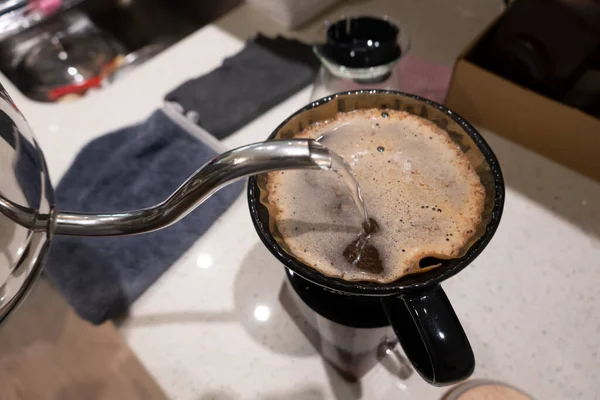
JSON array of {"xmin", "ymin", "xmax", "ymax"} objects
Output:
[{"xmin": 247, "ymin": 90, "xmax": 504, "ymax": 385}]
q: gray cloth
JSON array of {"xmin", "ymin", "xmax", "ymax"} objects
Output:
[
  {"xmin": 165, "ymin": 34, "xmax": 319, "ymax": 139},
  {"xmin": 45, "ymin": 110, "xmax": 243, "ymax": 324}
]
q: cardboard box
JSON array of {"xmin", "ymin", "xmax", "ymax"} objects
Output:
[{"xmin": 445, "ymin": 19, "xmax": 600, "ymax": 182}]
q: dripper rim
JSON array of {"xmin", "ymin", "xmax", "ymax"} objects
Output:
[{"xmin": 247, "ymin": 89, "xmax": 505, "ymax": 295}]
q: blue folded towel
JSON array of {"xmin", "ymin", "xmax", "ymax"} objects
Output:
[
  {"xmin": 45, "ymin": 34, "xmax": 318, "ymax": 324},
  {"xmin": 165, "ymin": 34, "xmax": 319, "ymax": 139},
  {"xmin": 45, "ymin": 109, "xmax": 243, "ymax": 324}
]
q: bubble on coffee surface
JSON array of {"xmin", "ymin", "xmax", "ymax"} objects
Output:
[{"xmin": 266, "ymin": 108, "xmax": 485, "ymax": 283}]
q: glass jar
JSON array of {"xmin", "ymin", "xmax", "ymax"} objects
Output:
[{"xmin": 311, "ymin": 16, "xmax": 410, "ymax": 101}]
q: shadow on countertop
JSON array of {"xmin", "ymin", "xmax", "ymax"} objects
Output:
[{"xmin": 116, "ymin": 241, "xmax": 317, "ymax": 358}]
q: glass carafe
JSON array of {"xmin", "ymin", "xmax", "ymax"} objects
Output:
[{"xmin": 311, "ymin": 16, "xmax": 410, "ymax": 101}]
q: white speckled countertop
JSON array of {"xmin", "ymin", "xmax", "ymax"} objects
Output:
[{"xmin": 7, "ymin": 21, "xmax": 600, "ymax": 400}]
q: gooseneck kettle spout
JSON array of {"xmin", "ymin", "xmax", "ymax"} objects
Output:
[
  {"xmin": 0, "ymin": 81, "xmax": 337, "ymax": 322},
  {"xmin": 51, "ymin": 139, "xmax": 332, "ymax": 236},
  {"xmin": 1, "ymin": 139, "xmax": 332, "ymax": 237}
]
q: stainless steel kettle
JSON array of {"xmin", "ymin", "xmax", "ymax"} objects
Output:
[{"xmin": 0, "ymin": 84, "xmax": 332, "ymax": 323}]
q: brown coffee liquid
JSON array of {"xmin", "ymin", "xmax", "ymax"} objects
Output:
[{"xmin": 266, "ymin": 109, "xmax": 485, "ymax": 283}]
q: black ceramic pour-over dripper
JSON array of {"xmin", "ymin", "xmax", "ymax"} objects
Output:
[
  {"xmin": 316, "ymin": 16, "xmax": 402, "ymax": 69},
  {"xmin": 247, "ymin": 90, "xmax": 505, "ymax": 386}
]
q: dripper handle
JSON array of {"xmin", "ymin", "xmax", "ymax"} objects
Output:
[{"xmin": 381, "ymin": 285, "xmax": 474, "ymax": 385}]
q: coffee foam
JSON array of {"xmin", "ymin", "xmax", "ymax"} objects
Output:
[{"xmin": 266, "ymin": 109, "xmax": 485, "ymax": 283}]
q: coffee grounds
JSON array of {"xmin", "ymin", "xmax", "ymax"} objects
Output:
[{"xmin": 343, "ymin": 218, "xmax": 383, "ymax": 273}]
